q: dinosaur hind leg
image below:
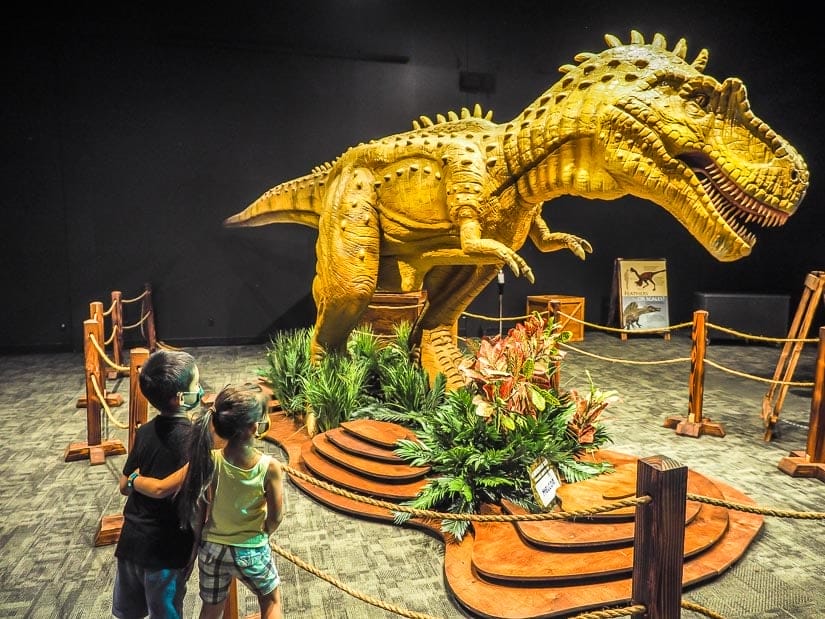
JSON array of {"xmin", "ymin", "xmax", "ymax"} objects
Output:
[
  {"xmin": 311, "ymin": 167, "xmax": 380, "ymax": 361},
  {"xmin": 413, "ymin": 264, "xmax": 499, "ymax": 388}
]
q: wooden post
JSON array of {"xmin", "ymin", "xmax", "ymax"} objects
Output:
[
  {"xmin": 663, "ymin": 310, "xmax": 725, "ymax": 437},
  {"xmin": 65, "ymin": 320, "xmax": 126, "ymax": 464},
  {"xmin": 143, "ymin": 283, "xmax": 158, "ymax": 351},
  {"xmin": 778, "ymin": 326, "xmax": 825, "ymax": 481},
  {"xmin": 763, "ymin": 271, "xmax": 825, "ymax": 440},
  {"xmin": 223, "ymin": 578, "xmax": 260, "ymax": 619},
  {"xmin": 85, "ymin": 319, "xmax": 102, "ymax": 449},
  {"xmin": 128, "ymin": 348, "xmax": 149, "ymax": 451},
  {"xmin": 631, "ymin": 455, "xmax": 687, "ymax": 619},
  {"xmin": 111, "ymin": 290, "xmax": 128, "ymax": 376}
]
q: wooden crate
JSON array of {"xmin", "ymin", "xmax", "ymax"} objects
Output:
[
  {"xmin": 526, "ymin": 295, "xmax": 585, "ymax": 341},
  {"xmin": 359, "ymin": 291, "xmax": 427, "ymax": 336}
]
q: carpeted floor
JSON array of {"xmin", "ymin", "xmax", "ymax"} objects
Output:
[{"xmin": 1, "ymin": 329, "xmax": 823, "ymax": 618}]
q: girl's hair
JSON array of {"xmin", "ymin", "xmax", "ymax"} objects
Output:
[{"xmin": 178, "ymin": 383, "xmax": 266, "ymax": 529}]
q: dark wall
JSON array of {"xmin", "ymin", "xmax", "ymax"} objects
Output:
[{"xmin": 2, "ymin": 2, "xmax": 823, "ymax": 352}]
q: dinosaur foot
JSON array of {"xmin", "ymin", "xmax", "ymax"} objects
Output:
[{"xmin": 419, "ymin": 325, "xmax": 466, "ymax": 390}]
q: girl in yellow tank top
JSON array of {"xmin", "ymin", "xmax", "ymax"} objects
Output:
[{"xmin": 179, "ymin": 383, "xmax": 285, "ymax": 619}]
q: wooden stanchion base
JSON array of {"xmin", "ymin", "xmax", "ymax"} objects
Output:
[
  {"xmin": 663, "ymin": 416, "xmax": 726, "ymax": 438},
  {"xmin": 76, "ymin": 393, "xmax": 124, "ymax": 408},
  {"xmin": 778, "ymin": 450, "xmax": 825, "ymax": 482},
  {"xmin": 64, "ymin": 439, "xmax": 126, "ymax": 464},
  {"xmin": 95, "ymin": 513, "xmax": 123, "ymax": 546}
]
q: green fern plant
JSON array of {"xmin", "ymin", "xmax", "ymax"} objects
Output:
[
  {"xmin": 351, "ymin": 321, "xmax": 447, "ymax": 429},
  {"xmin": 260, "ymin": 327, "xmax": 314, "ymax": 418},
  {"xmin": 301, "ymin": 353, "xmax": 372, "ymax": 433}
]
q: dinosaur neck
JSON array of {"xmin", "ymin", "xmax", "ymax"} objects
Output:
[{"xmin": 500, "ymin": 90, "xmax": 623, "ymax": 204}]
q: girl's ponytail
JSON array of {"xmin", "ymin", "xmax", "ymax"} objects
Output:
[{"xmin": 177, "ymin": 407, "xmax": 216, "ymax": 529}]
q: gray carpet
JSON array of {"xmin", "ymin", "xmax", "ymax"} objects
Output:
[{"xmin": 1, "ymin": 330, "xmax": 823, "ymax": 618}]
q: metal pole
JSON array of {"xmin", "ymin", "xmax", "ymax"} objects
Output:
[{"xmin": 498, "ymin": 270, "xmax": 505, "ymax": 337}]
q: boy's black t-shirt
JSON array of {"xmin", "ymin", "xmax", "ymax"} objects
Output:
[{"xmin": 115, "ymin": 414, "xmax": 194, "ymax": 569}]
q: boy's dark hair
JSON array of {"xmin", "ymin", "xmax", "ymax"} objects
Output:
[{"xmin": 139, "ymin": 350, "xmax": 197, "ymax": 413}]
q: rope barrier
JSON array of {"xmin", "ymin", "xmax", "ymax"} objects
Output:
[
  {"xmin": 122, "ymin": 310, "xmax": 151, "ymax": 332},
  {"xmin": 561, "ymin": 342, "xmax": 692, "ymax": 366},
  {"xmin": 554, "ymin": 309, "xmax": 694, "ymax": 335},
  {"xmin": 102, "ymin": 299, "xmax": 117, "ymax": 317},
  {"xmin": 686, "ymin": 493, "xmax": 825, "ymax": 520},
  {"xmin": 270, "ymin": 543, "xmax": 443, "ymax": 619},
  {"xmin": 89, "ymin": 374, "xmax": 128, "ymax": 430},
  {"xmin": 568, "ymin": 605, "xmax": 647, "ymax": 619},
  {"xmin": 706, "ymin": 322, "xmax": 817, "ymax": 344},
  {"xmin": 680, "ymin": 599, "xmax": 727, "ymax": 619},
  {"xmin": 121, "ymin": 288, "xmax": 151, "ymax": 304},
  {"xmin": 88, "ymin": 333, "xmax": 130, "ymax": 374},
  {"xmin": 103, "ymin": 324, "xmax": 118, "ymax": 347},
  {"xmin": 703, "ymin": 358, "xmax": 815, "ymax": 388},
  {"xmin": 537, "ymin": 311, "xmax": 817, "ymax": 390},
  {"xmin": 283, "ymin": 464, "xmax": 651, "ymax": 521}
]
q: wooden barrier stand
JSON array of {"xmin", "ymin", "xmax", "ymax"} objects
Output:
[
  {"xmin": 778, "ymin": 326, "xmax": 825, "ymax": 482},
  {"xmin": 762, "ymin": 270, "xmax": 825, "ymax": 441},
  {"xmin": 663, "ymin": 310, "xmax": 725, "ymax": 438},
  {"xmin": 65, "ymin": 319, "xmax": 127, "ymax": 465}
]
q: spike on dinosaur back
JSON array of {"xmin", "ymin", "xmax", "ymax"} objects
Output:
[{"xmin": 411, "ymin": 105, "xmax": 494, "ymax": 130}]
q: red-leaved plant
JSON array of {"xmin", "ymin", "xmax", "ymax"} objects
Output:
[{"xmin": 459, "ymin": 312, "xmax": 568, "ymax": 427}]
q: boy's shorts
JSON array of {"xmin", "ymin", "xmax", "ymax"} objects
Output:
[
  {"xmin": 112, "ymin": 557, "xmax": 187, "ymax": 619},
  {"xmin": 198, "ymin": 540, "xmax": 280, "ymax": 604}
]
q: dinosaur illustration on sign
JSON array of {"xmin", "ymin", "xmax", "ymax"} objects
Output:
[
  {"xmin": 623, "ymin": 302, "xmax": 662, "ymax": 329},
  {"xmin": 630, "ymin": 267, "xmax": 667, "ymax": 291},
  {"xmin": 224, "ymin": 30, "xmax": 809, "ymax": 388}
]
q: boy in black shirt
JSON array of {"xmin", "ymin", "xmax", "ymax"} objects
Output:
[{"xmin": 112, "ymin": 350, "xmax": 201, "ymax": 619}]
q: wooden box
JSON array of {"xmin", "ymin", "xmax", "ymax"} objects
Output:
[
  {"xmin": 359, "ymin": 291, "xmax": 427, "ymax": 336},
  {"xmin": 526, "ymin": 295, "xmax": 585, "ymax": 342}
]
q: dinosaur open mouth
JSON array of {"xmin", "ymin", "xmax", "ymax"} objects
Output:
[{"xmin": 678, "ymin": 152, "xmax": 789, "ymax": 246}]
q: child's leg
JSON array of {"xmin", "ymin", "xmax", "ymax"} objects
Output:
[
  {"xmin": 231, "ymin": 545, "xmax": 281, "ymax": 619},
  {"xmin": 258, "ymin": 586, "xmax": 282, "ymax": 619},
  {"xmin": 198, "ymin": 542, "xmax": 233, "ymax": 618},
  {"xmin": 198, "ymin": 601, "xmax": 225, "ymax": 619}
]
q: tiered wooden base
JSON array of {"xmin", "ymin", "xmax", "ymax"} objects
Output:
[{"xmin": 265, "ymin": 417, "xmax": 764, "ymax": 618}]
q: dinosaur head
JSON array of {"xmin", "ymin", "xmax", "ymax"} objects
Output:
[{"xmin": 533, "ymin": 31, "xmax": 809, "ymax": 261}]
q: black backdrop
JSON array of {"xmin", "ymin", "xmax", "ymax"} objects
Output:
[{"xmin": 2, "ymin": 1, "xmax": 823, "ymax": 352}]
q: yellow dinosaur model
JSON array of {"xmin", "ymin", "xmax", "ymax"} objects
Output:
[{"xmin": 224, "ymin": 30, "xmax": 809, "ymax": 388}]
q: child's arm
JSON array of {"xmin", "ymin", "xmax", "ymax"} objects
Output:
[
  {"xmin": 119, "ymin": 464, "xmax": 189, "ymax": 499},
  {"xmin": 263, "ymin": 458, "xmax": 285, "ymax": 535}
]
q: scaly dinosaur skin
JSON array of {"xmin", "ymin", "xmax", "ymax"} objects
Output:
[{"xmin": 224, "ymin": 30, "xmax": 809, "ymax": 388}]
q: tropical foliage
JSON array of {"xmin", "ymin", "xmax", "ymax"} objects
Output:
[
  {"xmin": 261, "ymin": 313, "xmax": 618, "ymax": 542},
  {"xmin": 392, "ymin": 313, "xmax": 617, "ymax": 540}
]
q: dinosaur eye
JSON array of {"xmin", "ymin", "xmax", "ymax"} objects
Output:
[{"xmin": 690, "ymin": 92, "xmax": 711, "ymax": 112}]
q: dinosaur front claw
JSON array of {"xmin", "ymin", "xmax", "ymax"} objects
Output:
[
  {"xmin": 505, "ymin": 253, "xmax": 535, "ymax": 283},
  {"xmin": 571, "ymin": 237, "xmax": 594, "ymax": 260}
]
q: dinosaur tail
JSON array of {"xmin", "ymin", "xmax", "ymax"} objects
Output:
[{"xmin": 223, "ymin": 165, "xmax": 331, "ymax": 229}]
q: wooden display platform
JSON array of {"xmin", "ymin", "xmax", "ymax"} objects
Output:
[
  {"xmin": 526, "ymin": 295, "xmax": 585, "ymax": 341},
  {"xmin": 359, "ymin": 291, "xmax": 426, "ymax": 336},
  {"xmin": 264, "ymin": 418, "xmax": 763, "ymax": 618}
]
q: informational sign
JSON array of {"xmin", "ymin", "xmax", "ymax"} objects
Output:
[
  {"xmin": 529, "ymin": 457, "xmax": 561, "ymax": 509},
  {"xmin": 615, "ymin": 258, "xmax": 670, "ymax": 332}
]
